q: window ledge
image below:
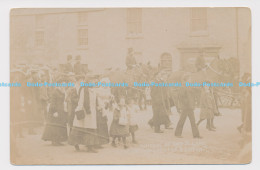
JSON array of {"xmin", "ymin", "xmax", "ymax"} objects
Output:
[
  {"xmin": 190, "ymin": 30, "xmax": 209, "ymax": 37},
  {"xmin": 78, "ymin": 25, "xmax": 88, "ymax": 28},
  {"xmin": 126, "ymin": 34, "xmax": 143, "ymax": 39},
  {"xmin": 77, "ymin": 46, "xmax": 88, "ymax": 50},
  {"xmin": 34, "ymin": 46, "xmax": 45, "ymax": 50}
]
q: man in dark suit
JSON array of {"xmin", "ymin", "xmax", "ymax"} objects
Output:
[
  {"xmin": 64, "ymin": 55, "xmax": 73, "ymax": 73},
  {"xmin": 125, "ymin": 48, "xmax": 137, "ymax": 70},
  {"xmin": 74, "ymin": 55, "xmax": 84, "ymax": 75},
  {"xmin": 175, "ymin": 74, "xmax": 201, "ymax": 138}
]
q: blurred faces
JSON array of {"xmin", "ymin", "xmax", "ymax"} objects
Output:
[{"xmin": 119, "ymin": 97, "xmax": 126, "ymax": 106}]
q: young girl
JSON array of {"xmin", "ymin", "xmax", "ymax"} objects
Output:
[
  {"xmin": 127, "ymin": 98, "xmax": 139, "ymax": 144},
  {"xmin": 197, "ymin": 83, "xmax": 216, "ymax": 131},
  {"xmin": 145, "ymin": 86, "xmax": 151, "ymax": 105},
  {"xmin": 109, "ymin": 97, "xmax": 129, "ymax": 149}
]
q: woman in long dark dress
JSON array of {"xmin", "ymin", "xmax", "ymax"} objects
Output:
[
  {"xmin": 148, "ymin": 72, "xmax": 172, "ymax": 133},
  {"xmin": 94, "ymin": 77, "xmax": 111, "ymax": 148},
  {"xmin": 96, "ymin": 108, "xmax": 109, "ymax": 147},
  {"xmin": 42, "ymin": 84, "xmax": 68, "ymax": 145}
]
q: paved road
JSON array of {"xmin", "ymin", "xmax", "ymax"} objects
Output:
[{"xmin": 12, "ymin": 106, "xmax": 244, "ymax": 165}]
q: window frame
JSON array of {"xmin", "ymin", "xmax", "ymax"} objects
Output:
[
  {"xmin": 77, "ymin": 12, "xmax": 89, "ymax": 49},
  {"xmin": 126, "ymin": 8, "xmax": 143, "ymax": 39},
  {"xmin": 34, "ymin": 30, "xmax": 45, "ymax": 48},
  {"xmin": 77, "ymin": 28, "xmax": 88, "ymax": 49},
  {"xmin": 190, "ymin": 8, "xmax": 208, "ymax": 37}
]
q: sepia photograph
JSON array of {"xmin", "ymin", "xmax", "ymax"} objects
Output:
[{"xmin": 10, "ymin": 8, "xmax": 251, "ymax": 165}]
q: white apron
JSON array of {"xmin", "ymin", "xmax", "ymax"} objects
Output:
[{"xmin": 73, "ymin": 88, "xmax": 97, "ymax": 129}]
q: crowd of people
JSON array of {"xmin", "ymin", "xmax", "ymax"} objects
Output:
[
  {"xmin": 10, "ymin": 53, "xmax": 143, "ymax": 153},
  {"xmin": 10, "ymin": 50, "xmax": 252, "ymax": 155}
]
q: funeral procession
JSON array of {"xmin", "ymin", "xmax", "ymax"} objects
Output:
[{"xmin": 10, "ymin": 8, "xmax": 251, "ymax": 164}]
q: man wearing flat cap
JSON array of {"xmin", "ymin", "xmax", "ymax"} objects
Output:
[{"xmin": 175, "ymin": 74, "xmax": 201, "ymax": 138}]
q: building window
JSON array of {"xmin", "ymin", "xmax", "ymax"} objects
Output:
[
  {"xmin": 34, "ymin": 15, "xmax": 45, "ymax": 47},
  {"xmin": 190, "ymin": 8, "xmax": 207, "ymax": 33},
  {"xmin": 35, "ymin": 31, "xmax": 44, "ymax": 47},
  {"xmin": 78, "ymin": 12, "xmax": 88, "ymax": 25},
  {"xmin": 78, "ymin": 29, "xmax": 88, "ymax": 47},
  {"xmin": 78, "ymin": 12, "xmax": 88, "ymax": 48},
  {"xmin": 127, "ymin": 8, "xmax": 142, "ymax": 35}
]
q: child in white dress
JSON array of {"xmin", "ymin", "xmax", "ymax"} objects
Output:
[{"xmin": 127, "ymin": 98, "xmax": 139, "ymax": 144}]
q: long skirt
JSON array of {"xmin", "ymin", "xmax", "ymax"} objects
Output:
[
  {"xmin": 68, "ymin": 127, "xmax": 99, "ymax": 146},
  {"xmin": 151, "ymin": 104, "xmax": 171, "ymax": 126},
  {"xmin": 109, "ymin": 120, "xmax": 129, "ymax": 137},
  {"xmin": 42, "ymin": 122, "xmax": 68, "ymax": 142},
  {"xmin": 129, "ymin": 125, "xmax": 138, "ymax": 133},
  {"xmin": 200, "ymin": 108, "xmax": 214, "ymax": 120},
  {"xmin": 96, "ymin": 113, "xmax": 109, "ymax": 145}
]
